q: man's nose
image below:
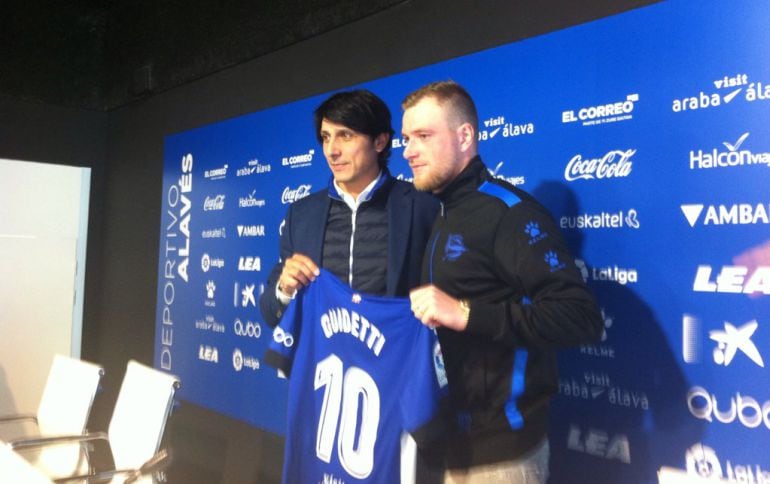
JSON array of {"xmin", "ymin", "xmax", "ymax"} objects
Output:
[{"xmin": 325, "ymin": 137, "xmax": 340, "ymax": 158}]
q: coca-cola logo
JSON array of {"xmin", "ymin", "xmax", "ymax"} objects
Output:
[
  {"xmin": 203, "ymin": 194, "xmax": 226, "ymax": 211},
  {"xmin": 564, "ymin": 149, "xmax": 635, "ymax": 181},
  {"xmin": 281, "ymin": 184, "xmax": 312, "ymax": 204}
]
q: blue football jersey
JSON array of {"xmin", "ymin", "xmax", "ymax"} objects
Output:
[{"xmin": 265, "ymin": 269, "xmax": 448, "ymax": 484}]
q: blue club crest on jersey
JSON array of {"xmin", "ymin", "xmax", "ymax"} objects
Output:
[
  {"xmin": 544, "ymin": 250, "xmax": 566, "ymax": 272},
  {"xmin": 443, "ymin": 234, "xmax": 467, "ymax": 261},
  {"xmin": 524, "ymin": 221, "xmax": 548, "ymax": 245}
]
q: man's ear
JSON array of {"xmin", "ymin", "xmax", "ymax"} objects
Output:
[
  {"xmin": 457, "ymin": 123, "xmax": 475, "ymax": 153},
  {"xmin": 374, "ymin": 132, "xmax": 389, "ymax": 153}
]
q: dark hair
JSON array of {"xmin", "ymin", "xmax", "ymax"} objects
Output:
[
  {"xmin": 314, "ymin": 89, "xmax": 394, "ymax": 168},
  {"xmin": 402, "ymin": 80, "xmax": 478, "ymax": 133}
]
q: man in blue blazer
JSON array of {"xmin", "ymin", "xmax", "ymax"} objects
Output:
[{"xmin": 259, "ymin": 89, "xmax": 439, "ymax": 328}]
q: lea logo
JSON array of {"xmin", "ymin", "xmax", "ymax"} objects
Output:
[
  {"xmin": 566, "ymin": 425, "xmax": 630, "ymax": 463},
  {"xmin": 238, "ymin": 256, "xmax": 261, "ymax": 272},
  {"xmin": 198, "ymin": 345, "xmax": 219, "ymax": 363},
  {"xmin": 693, "ymin": 265, "xmax": 770, "ymax": 295}
]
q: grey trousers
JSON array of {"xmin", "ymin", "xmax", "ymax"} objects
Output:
[{"xmin": 444, "ymin": 439, "xmax": 550, "ymax": 484}]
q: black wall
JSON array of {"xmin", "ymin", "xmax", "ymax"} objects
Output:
[{"xmin": 1, "ymin": 1, "xmax": 657, "ymax": 482}]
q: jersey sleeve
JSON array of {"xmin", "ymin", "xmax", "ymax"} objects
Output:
[
  {"xmin": 400, "ymin": 327, "xmax": 449, "ymax": 446},
  {"xmin": 263, "ymin": 289, "xmax": 304, "ymax": 376},
  {"xmin": 466, "ymin": 200, "xmax": 604, "ymax": 350},
  {"xmin": 259, "ymin": 202, "xmax": 296, "ymax": 328}
]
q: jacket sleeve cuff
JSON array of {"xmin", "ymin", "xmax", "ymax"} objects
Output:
[{"xmin": 464, "ymin": 301, "xmax": 511, "ymax": 342}]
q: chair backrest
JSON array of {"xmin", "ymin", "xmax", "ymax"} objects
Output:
[
  {"xmin": 34, "ymin": 354, "xmax": 104, "ymax": 477},
  {"xmin": 37, "ymin": 354, "xmax": 104, "ymax": 436},
  {"xmin": 107, "ymin": 360, "xmax": 180, "ymax": 470}
]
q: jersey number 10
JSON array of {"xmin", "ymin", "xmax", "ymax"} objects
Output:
[{"xmin": 315, "ymin": 353, "xmax": 380, "ymax": 479}]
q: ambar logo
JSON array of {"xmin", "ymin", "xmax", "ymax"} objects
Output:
[{"xmin": 681, "ymin": 202, "xmax": 770, "ymax": 227}]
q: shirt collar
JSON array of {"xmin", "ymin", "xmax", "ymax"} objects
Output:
[{"xmin": 331, "ymin": 170, "xmax": 384, "ymax": 210}]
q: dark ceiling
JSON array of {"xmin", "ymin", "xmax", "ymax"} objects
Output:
[{"xmin": 1, "ymin": 0, "xmax": 404, "ymax": 110}]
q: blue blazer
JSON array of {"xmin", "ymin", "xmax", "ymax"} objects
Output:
[{"xmin": 259, "ymin": 173, "xmax": 439, "ymax": 327}]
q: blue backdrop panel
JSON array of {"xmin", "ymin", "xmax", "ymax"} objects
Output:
[{"xmin": 155, "ymin": 1, "xmax": 770, "ymax": 481}]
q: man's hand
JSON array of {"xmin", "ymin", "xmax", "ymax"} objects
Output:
[
  {"xmin": 409, "ymin": 285, "xmax": 469, "ymax": 331},
  {"xmin": 278, "ymin": 253, "xmax": 320, "ymax": 297}
]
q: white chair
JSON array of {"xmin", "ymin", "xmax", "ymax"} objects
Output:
[
  {"xmin": 0, "ymin": 354, "xmax": 104, "ymax": 440},
  {"xmin": 12, "ymin": 360, "xmax": 180, "ymax": 483},
  {"xmin": 0, "ymin": 443, "xmax": 54, "ymax": 484},
  {"xmin": 1, "ymin": 354, "xmax": 104, "ymax": 476}
]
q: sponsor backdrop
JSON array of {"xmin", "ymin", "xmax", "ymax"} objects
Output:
[{"xmin": 155, "ymin": 1, "xmax": 770, "ymax": 482}]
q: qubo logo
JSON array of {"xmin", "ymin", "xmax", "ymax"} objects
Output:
[
  {"xmin": 687, "ymin": 386, "xmax": 770, "ymax": 429},
  {"xmin": 234, "ymin": 319, "xmax": 261, "ymax": 339},
  {"xmin": 443, "ymin": 234, "xmax": 467, "ymax": 261},
  {"xmin": 693, "ymin": 265, "xmax": 770, "ymax": 295},
  {"xmin": 683, "ymin": 314, "xmax": 764, "ymax": 367},
  {"xmin": 681, "ymin": 202, "xmax": 770, "ymax": 227},
  {"xmin": 566, "ymin": 425, "xmax": 630, "ymax": 463}
]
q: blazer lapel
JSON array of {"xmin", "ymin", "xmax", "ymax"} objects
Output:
[
  {"xmin": 387, "ymin": 183, "xmax": 412, "ymax": 295},
  {"xmin": 304, "ymin": 194, "xmax": 331, "ymax": 264}
]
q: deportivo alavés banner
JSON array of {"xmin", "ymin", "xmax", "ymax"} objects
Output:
[{"xmin": 155, "ymin": 1, "xmax": 770, "ymax": 481}]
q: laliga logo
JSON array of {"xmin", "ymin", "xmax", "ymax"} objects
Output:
[
  {"xmin": 564, "ymin": 149, "xmax": 635, "ymax": 181},
  {"xmin": 281, "ymin": 184, "xmax": 312, "ymax": 204},
  {"xmin": 233, "ymin": 348, "xmax": 244, "ymax": 371},
  {"xmin": 686, "ymin": 443, "xmax": 722, "ymax": 479},
  {"xmin": 688, "ymin": 386, "xmax": 770, "ymax": 429}
]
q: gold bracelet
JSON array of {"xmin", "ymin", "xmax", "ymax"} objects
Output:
[{"xmin": 459, "ymin": 299, "xmax": 471, "ymax": 324}]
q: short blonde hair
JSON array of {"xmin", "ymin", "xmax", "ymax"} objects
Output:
[{"xmin": 401, "ymin": 80, "xmax": 478, "ymax": 132}]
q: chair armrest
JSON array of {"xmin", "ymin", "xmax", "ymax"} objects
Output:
[
  {"xmin": 51, "ymin": 448, "xmax": 172, "ymax": 484},
  {"xmin": 9, "ymin": 431, "xmax": 109, "ymax": 451},
  {"xmin": 0, "ymin": 413, "xmax": 38, "ymax": 425}
]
